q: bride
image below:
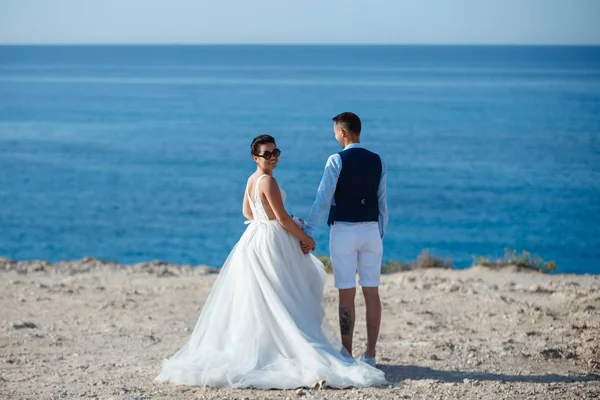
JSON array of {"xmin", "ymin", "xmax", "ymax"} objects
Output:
[{"xmin": 155, "ymin": 134, "xmax": 386, "ymax": 389}]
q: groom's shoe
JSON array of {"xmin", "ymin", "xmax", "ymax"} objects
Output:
[{"xmin": 360, "ymin": 354, "xmax": 376, "ymax": 367}]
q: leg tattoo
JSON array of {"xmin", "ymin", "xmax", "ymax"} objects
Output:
[{"xmin": 339, "ymin": 306, "xmax": 353, "ymax": 336}]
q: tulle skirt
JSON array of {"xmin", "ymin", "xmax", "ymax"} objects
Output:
[{"xmin": 155, "ymin": 220, "xmax": 386, "ymax": 389}]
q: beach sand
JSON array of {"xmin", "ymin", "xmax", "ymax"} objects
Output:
[{"xmin": 1, "ymin": 258, "xmax": 599, "ymax": 399}]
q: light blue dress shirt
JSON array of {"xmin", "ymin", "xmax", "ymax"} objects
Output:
[{"xmin": 304, "ymin": 143, "xmax": 388, "ymax": 238}]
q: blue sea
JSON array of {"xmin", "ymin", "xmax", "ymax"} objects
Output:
[{"xmin": 1, "ymin": 45, "xmax": 599, "ymax": 273}]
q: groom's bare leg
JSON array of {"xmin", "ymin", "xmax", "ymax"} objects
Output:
[
  {"xmin": 362, "ymin": 286, "xmax": 381, "ymax": 358},
  {"xmin": 338, "ymin": 288, "xmax": 356, "ymax": 356}
]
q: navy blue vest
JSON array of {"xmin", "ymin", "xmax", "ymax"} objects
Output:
[{"xmin": 328, "ymin": 147, "xmax": 382, "ymax": 225}]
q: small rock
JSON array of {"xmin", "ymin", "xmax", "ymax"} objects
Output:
[
  {"xmin": 429, "ymin": 354, "xmax": 440, "ymax": 360},
  {"xmin": 572, "ymin": 323, "xmax": 588, "ymax": 330},
  {"xmin": 446, "ymin": 284, "xmax": 460, "ymax": 292},
  {"xmin": 195, "ymin": 266, "xmax": 220, "ymax": 275},
  {"xmin": 540, "ymin": 347, "xmax": 577, "ymax": 360},
  {"xmin": 145, "ymin": 334, "xmax": 160, "ymax": 344},
  {"xmin": 13, "ymin": 321, "xmax": 37, "ymax": 329},
  {"xmin": 529, "ymin": 284, "xmax": 554, "ymax": 294},
  {"xmin": 158, "ymin": 268, "xmax": 177, "ymax": 277}
]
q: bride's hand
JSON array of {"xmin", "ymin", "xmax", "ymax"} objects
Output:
[
  {"xmin": 302, "ymin": 236, "xmax": 316, "ymax": 251},
  {"xmin": 299, "ymin": 241, "xmax": 311, "ymax": 254},
  {"xmin": 300, "ymin": 240, "xmax": 314, "ymax": 254}
]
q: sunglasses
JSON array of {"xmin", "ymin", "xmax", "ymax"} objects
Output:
[{"xmin": 255, "ymin": 148, "xmax": 281, "ymax": 160}]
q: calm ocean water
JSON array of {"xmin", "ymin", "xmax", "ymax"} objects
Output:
[{"xmin": 0, "ymin": 45, "xmax": 599, "ymax": 273}]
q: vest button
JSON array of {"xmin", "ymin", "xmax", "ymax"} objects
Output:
[{"xmin": 361, "ymin": 199, "xmax": 366, "ymax": 205}]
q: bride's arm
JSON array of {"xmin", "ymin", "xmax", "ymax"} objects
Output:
[
  {"xmin": 242, "ymin": 184, "xmax": 253, "ymax": 220},
  {"xmin": 262, "ymin": 176, "xmax": 315, "ymax": 248}
]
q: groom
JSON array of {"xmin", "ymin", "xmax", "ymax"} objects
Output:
[{"xmin": 303, "ymin": 112, "xmax": 388, "ymax": 367}]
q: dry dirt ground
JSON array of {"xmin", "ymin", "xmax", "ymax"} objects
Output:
[{"xmin": 1, "ymin": 259, "xmax": 599, "ymax": 399}]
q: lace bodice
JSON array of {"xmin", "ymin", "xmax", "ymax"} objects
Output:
[{"xmin": 247, "ymin": 174, "xmax": 285, "ymax": 222}]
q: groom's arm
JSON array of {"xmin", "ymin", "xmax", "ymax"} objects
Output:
[
  {"xmin": 377, "ymin": 158, "xmax": 388, "ymax": 239},
  {"xmin": 304, "ymin": 154, "xmax": 342, "ymax": 237}
]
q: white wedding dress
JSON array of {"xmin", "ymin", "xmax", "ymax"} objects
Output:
[{"xmin": 155, "ymin": 174, "xmax": 387, "ymax": 389}]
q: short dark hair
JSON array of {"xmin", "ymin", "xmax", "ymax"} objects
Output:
[
  {"xmin": 332, "ymin": 112, "xmax": 361, "ymax": 135},
  {"xmin": 251, "ymin": 134, "xmax": 276, "ymax": 155}
]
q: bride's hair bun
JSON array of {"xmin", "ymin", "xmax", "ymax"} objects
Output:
[{"xmin": 251, "ymin": 134, "xmax": 276, "ymax": 156}]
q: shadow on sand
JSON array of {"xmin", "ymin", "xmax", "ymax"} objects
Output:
[{"xmin": 378, "ymin": 364, "xmax": 600, "ymax": 384}]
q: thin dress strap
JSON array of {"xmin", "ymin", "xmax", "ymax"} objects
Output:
[
  {"xmin": 246, "ymin": 174, "xmax": 270, "ymax": 222},
  {"xmin": 246, "ymin": 174, "xmax": 268, "ymax": 205},
  {"xmin": 253, "ymin": 174, "xmax": 269, "ymax": 204}
]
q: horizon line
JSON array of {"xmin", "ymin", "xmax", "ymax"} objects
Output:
[{"xmin": 1, "ymin": 42, "xmax": 600, "ymax": 47}]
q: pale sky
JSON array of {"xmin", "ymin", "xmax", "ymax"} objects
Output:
[{"xmin": 1, "ymin": 0, "xmax": 599, "ymax": 45}]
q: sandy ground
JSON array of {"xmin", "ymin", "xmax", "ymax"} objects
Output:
[{"xmin": 1, "ymin": 258, "xmax": 599, "ymax": 400}]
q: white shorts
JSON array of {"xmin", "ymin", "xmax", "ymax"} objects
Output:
[{"xmin": 329, "ymin": 222, "xmax": 383, "ymax": 289}]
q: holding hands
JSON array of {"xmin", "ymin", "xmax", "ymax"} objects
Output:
[
  {"xmin": 300, "ymin": 237, "xmax": 315, "ymax": 254},
  {"xmin": 292, "ymin": 216, "xmax": 315, "ymax": 254}
]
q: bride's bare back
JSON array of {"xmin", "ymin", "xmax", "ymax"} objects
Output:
[{"xmin": 246, "ymin": 172, "xmax": 278, "ymax": 221}]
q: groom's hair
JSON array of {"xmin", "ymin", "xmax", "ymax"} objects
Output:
[
  {"xmin": 251, "ymin": 134, "xmax": 276, "ymax": 155},
  {"xmin": 332, "ymin": 112, "xmax": 361, "ymax": 135}
]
